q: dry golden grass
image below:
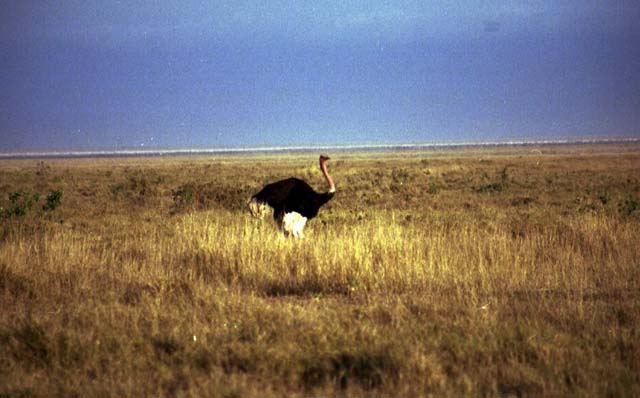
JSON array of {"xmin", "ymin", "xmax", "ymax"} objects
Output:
[{"xmin": 1, "ymin": 144, "xmax": 639, "ymax": 397}]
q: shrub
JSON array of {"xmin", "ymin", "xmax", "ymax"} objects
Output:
[
  {"xmin": 43, "ymin": 189, "xmax": 63, "ymax": 212},
  {"xmin": 619, "ymin": 197, "xmax": 639, "ymax": 217},
  {"xmin": 171, "ymin": 184, "xmax": 195, "ymax": 214},
  {"xmin": 476, "ymin": 167, "xmax": 508, "ymax": 193},
  {"xmin": 2, "ymin": 191, "xmax": 39, "ymax": 218},
  {"xmin": 1, "ymin": 189, "xmax": 62, "ymax": 221},
  {"xmin": 597, "ymin": 189, "xmax": 611, "ymax": 205},
  {"xmin": 428, "ymin": 181, "xmax": 439, "ymax": 195}
]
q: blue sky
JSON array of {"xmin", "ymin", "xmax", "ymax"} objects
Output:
[{"xmin": 1, "ymin": 1, "xmax": 639, "ymax": 151}]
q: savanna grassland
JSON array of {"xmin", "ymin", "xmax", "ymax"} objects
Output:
[{"xmin": 1, "ymin": 144, "xmax": 639, "ymax": 397}]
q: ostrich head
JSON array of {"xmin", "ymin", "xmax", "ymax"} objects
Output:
[{"xmin": 319, "ymin": 154, "xmax": 335, "ymax": 193}]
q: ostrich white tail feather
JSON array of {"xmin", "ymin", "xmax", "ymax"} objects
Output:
[{"xmin": 282, "ymin": 212, "xmax": 307, "ymax": 238}]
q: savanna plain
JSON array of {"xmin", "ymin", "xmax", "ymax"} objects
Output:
[{"xmin": 1, "ymin": 144, "xmax": 639, "ymax": 397}]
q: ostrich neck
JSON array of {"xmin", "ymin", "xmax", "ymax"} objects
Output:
[{"xmin": 320, "ymin": 161, "xmax": 336, "ymax": 193}]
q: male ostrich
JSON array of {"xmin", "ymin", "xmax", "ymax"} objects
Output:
[{"xmin": 248, "ymin": 155, "xmax": 335, "ymax": 238}]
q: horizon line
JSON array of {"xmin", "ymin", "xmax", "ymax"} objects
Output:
[{"xmin": 1, "ymin": 137, "xmax": 639, "ymax": 159}]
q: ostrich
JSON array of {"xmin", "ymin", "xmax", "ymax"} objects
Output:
[{"xmin": 248, "ymin": 155, "xmax": 335, "ymax": 238}]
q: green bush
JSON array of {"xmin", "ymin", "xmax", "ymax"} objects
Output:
[
  {"xmin": 171, "ymin": 184, "xmax": 194, "ymax": 214},
  {"xmin": 43, "ymin": 189, "xmax": 63, "ymax": 212},
  {"xmin": 3, "ymin": 191, "xmax": 39, "ymax": 218},
  {"xmin": 1, "ymin": 189, "xmax": 63, "ymax": 220}
]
